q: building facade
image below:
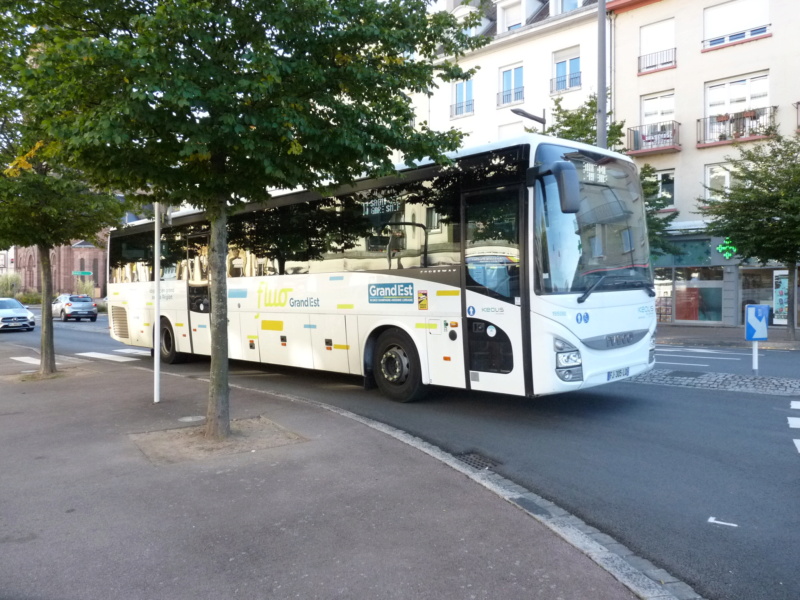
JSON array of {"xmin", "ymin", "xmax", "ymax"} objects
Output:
[
  {"xmin": 420, "ymin": 0, "xmax": 799, "ymax": 328},
  {"xmin": 609, "ymin": 0, "xmax": 799, "ymax": 328},
  {"xmin": 14, "ymin": 239, "xmax": 108, "ymax": 299}
]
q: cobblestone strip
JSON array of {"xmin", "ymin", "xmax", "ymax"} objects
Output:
[{"xmin": 626, "ymin": 369, "xmax": 800, "ymax": 396}]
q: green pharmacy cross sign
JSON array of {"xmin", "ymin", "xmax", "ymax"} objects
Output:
[{"xmin": 716, "ymin": 238, "xmax": 737, "ymax": 260}]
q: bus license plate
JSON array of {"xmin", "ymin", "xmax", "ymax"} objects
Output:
[{"xmin": 607, "ymin": 367, "xmax": 630, "ymax": 381}]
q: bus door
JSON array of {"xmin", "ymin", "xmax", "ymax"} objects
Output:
[
  {"xmin": 187, "ymin": 235, "xmax": 212, "ymax": 356},
  {"xmin": 462, "ymin": 186, "xmax": 531, "ymax": 397}
]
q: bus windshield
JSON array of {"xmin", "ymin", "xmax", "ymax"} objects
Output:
[{"xmin": 533, "ymin": 143, "xmax": 652, "ymax": 296}]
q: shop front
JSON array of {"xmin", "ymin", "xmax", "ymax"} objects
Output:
[{"xmin": 652, "ymin": 236, "xmax": 798, "ymax": 328}]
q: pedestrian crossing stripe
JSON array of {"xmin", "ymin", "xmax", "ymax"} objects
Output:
[
  {"xmin": 795, "ymin": 440, "xmax": 800, "ymax": 454},
  {"xmin": 76, "ymin": 352, "xmax": 139, "ymax": 362},
  {"xmin": 11, "ymin": 357, "xmax": 55, "ymax": 365},
  {"xmin": 114, "ymin": 349, "xmax": 151, "ymax": 356}
]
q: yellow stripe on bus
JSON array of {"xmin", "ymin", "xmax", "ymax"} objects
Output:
[
  {"xmin": 436, "ymin": 290, "xmax": 460, "ymax": 296},
  {"xmin": 333, "ymin": 344, "xmax": 350, "ymax": 350},
  {"xmin": 261, "ymin": 320, "xmax": 284, "ymax": 331},
  {"xmin": 247, "ymin": 335, "xmax": 258, "ymax": 340},
  {"xmin": 175, "ymin": 323, "xmax": 184, "ymax": 327},
  {"xmin": 416, "ymin": 323, "xmax": 438, "ymax": 329},
  {"xmin": 337, "ymin": 304, "xmax": 354, "ymax": 309}
]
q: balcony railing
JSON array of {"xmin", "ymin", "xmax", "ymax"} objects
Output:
[
  {"xmin": 550, "ymin": 72, "xmax": 582, "ymax": 94},
  {"xmin": 638, "ymin": 48, "xmax": 676, "ymax": 73},
  {"xmin": 450, "ymin": 99, "xmax": 474, "ymax": 118},
  {"xmin": 702, "ymin": 24, "xmax": 771, "ymax": 50},
  {"xmin": 794, "ymin": 101, "xmax": 800, "ymax": 130},
  {"xmin": 696, "ymin": 106, "xmax": 776, "ymax": 145},
  {"xmin": 497, "ymin": 87, "xmax": 524, "ymax": 106},
  {"xmin": 627, "ymin": 121, "xmax": 681, "ymax": 154}
]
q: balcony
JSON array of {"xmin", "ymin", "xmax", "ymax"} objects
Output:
[
  {"xmin": 550, "ymin": 72, "xmax": 581, "ymax": 94},
  {"xmin": 638, "ymin": 48, "xmax": 676, "ymax": 74},
  {"xmin": 702, "ymin": 24, "xmax": 771, "ymax": 51},
  {"xmin": 696, "ymin": 106, "xmax": 776, "ymax": 146},
  {"xmin": 627, "ymin": 121, "xmax": 681, "ymax": 156},
  {"xmin": 497, "ymin": 87, "xmax": 524, "ymax": 107},
  {"xmin": 450, "ymin": 99, "xmax": 474, "ymax": 119}
]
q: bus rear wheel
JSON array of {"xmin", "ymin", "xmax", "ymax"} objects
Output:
[
  {"xmin": 373, "ymin": 328, "xmax": 427, "ymax": 403},
  {"xmin": 160, "ymin": 318, "xmax": 187, "ymax": 364}
]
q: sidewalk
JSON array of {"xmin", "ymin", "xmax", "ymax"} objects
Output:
[
  {"xmin": 656, "ymin": 323, "xmax": 800, "ymax": 351},
  {"xmin": 0, "ymin": 347, "xmax": 691, "ymax": 600}
]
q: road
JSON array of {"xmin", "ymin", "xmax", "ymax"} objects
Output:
[
  {"xmin": 3, "ymin": 320, "xmax": 800, "ymax": 600},
  {"xmin": 655, "ymin": 344, "xmax": 797, "ymax": 377}
]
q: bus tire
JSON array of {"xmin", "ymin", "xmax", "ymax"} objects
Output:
[
  {"xmin": 159, "ymin": 318, "xmax": 186, "ymax": 364},
  {"xmin": 373, "ymin": 328, "xmax": 427, "ymax": 403}
]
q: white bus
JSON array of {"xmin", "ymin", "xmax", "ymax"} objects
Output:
[{"xmin": 107, "ymin": 134, "xmax": 656, "ymax": 402}]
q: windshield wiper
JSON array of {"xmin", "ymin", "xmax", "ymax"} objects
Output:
[
  {"xmin": 624, "ymin": 279, "xmax": 656, "ymax": 297},
  {"xmin": 577, "ymin": 276, "xmax": 606, "ymax": 304}
]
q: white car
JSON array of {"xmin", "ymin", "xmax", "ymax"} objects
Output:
[
  {"xmin": 52, "ymin": 294, "xmax": 98, "ymax": 322},
  {"xmin": 0, "ymin": 298, "xmax": 36, "ymax": 332}
]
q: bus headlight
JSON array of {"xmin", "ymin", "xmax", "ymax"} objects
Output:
[{"xmin": 554, "ymin": 338, "xmax": 583, "ymax": 382}]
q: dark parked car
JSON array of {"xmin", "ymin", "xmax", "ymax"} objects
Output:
[
  {"xmin": 52, "ymin": 294, "xmax": 98, "ymax": 322},
  {"xmin": 0, "ymin": 298, "xmax": 36, "ymax": 331}
]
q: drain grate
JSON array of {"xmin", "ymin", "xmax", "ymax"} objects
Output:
[
  {"xmin": 454, "ymin": 451, "xmax": 499, "ymax": 470},
  {"xmin": 669, "ymin": 370, "xmax": 704, "ymax": 378}
]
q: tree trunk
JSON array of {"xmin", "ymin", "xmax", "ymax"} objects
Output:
[
  {"xmin": 204, "ymin": 204, "xmax": 231, "ymax": 439},
  {"xmin": 787, "ymin": 266, "xmax": 796, "ymax": 341},
  {"xmin": 37, "ymin": 244, "xmax": 57, "ymax": 375}
]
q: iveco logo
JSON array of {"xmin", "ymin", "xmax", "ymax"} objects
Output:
[{"xmin": 606, "ymin": 333, "xmax": 634, "ymax": 348}]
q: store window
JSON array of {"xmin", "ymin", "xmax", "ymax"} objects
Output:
[{"xmin": 674, "ymin": 267, "xmax": 723, "ymax": 322}]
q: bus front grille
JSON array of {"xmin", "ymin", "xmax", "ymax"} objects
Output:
[{"xmin": 111, "ymin": 306, "xmax": 129, "ymax": 339}]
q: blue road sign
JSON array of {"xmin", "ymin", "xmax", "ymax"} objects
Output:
[{"xmin": 745, "ymin": 304, "xmax": 769, "ymax": 341}]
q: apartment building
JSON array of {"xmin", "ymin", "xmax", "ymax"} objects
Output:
[
  {"xmin": 421, "ymin": 0, "xmax": 798, "ymax": 328},
  {"xmin": 610, "ymin": 0, "xmax": 798, "ymax": 327},
  {"xmin": 416, "ymin": 0, "xmax": 603, "ymax": 143}
]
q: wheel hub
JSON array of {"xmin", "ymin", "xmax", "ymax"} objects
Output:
[{"xmin": 380, "ymin": 346, "xmax": 409, "ymax": 385}]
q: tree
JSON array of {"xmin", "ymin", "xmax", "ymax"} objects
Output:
[
  {"xmin": 7, "ymin": 0, "xmax": 488, "ymax": 438},
  {"xmin": 701, "ymin": 131, "xmax": 800, "ymax": 340},
  {"xmin": 0, "ymin": 13, "xmax": 125, "ymax": 376},
  {"xmin": 639, "ymin": 163, "xmax": 681, "ymax": 257},
  {"xmin": 545, "ymin": 93, "xmax": 625, "ymax": 149},
  {"xmin": 545, "ymin": 93, "xmax": 681, "ymax": 258},
  {"xmin": 0, "ymin": 143, "xmax": 125, "ymax": 375}
]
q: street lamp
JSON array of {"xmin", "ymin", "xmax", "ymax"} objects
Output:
[{"xmin": 510, "ymin": 108, "xmax": 546, "ymax": 129}]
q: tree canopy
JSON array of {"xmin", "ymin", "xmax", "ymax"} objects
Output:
[
  {"xmin": 701, "ymin": 131, "xmax": 800, "ymax": 338},
  {"xmin": 4, "ymin": 0, "xmax": 489, "ymax": 436}
]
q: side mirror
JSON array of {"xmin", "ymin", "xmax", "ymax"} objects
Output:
[{"xmin": 527, "ymin": 160, "xmax": 581, "ymax": 214}]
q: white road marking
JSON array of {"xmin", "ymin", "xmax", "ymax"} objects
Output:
[
  {"xmin": 794, "ymin": 440, "xmax": 800, "ymax": 454},
  {"xmin": 655, "ymin": 354, "xmax": 740, "ymax": 361},
  {"xmin": 76, "ymin": 352, "xmax": 139, "ymax": 362},
  {"xmin": 655, "ymin": 361, "xmax": 709, "ymax": 367},
  {"xmin": 114, "ymin": 348, "xmax": 151, "ymax": 356},
  {"xmin": 708, "ymin": 517, "xmax": 738, "ymax": 527},
  {"xmin": 788, "ymin": 417, "xmax": 800, "ymax": 429},
  {"xmin": 657, "ymin": 347, "xmax": 752, "ymax": 356},
  {"xmin": 10, "ymin": 357, "xmax": 57, "ymax": 366},
  {"xmin": 791, "ymin": 401, "xmax": 800, "ymax": 410}
]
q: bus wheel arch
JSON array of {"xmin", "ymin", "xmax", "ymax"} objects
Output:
[
  {"xmin": 159, "ymin": 317, "xmax": 187, "ymax": 364},
  {"xmin": 370, "ymin": 326, "xmax": 428, "ymax": 403}
]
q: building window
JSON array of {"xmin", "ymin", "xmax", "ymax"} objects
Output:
[
  {"xmin": 652, "ymin": 170, "xmax": 675, "ymax": 207},
  {"xmin": 425, "ymin": 207, "xmax": 441, "ymax": 232},
  {"xmin": 555, "ymin": 0, "xmax": 580, "ymax": 15},
  {"xmin": 551, "ymin": 47, "xmax": 580, "ymax": 93},
  {"xmin": 705, "ymin": 163, "xmax": 738, "ymax": 201},
  {"xmin": 498, "ymin": 65, "xmax": 523, "ymax": 106},
  {"xmin": 707, "ymin": 73, "xmax": 769, "ymax": 117},
  {"xmin": 451, "ymin": 80, "xmax": 474, "ymax": 118},
  {"xmin": 703, "ymin": 0, "xmax": 770, "ymax": 49},
  {"xmin": 639, "ymin": 19, "xmax": 676, "ymax": 72},
  {"xmin": 498, "ymin": 0, "xmax": 522, "ymax": 32}
]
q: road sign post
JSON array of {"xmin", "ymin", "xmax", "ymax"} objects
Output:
[{"xmin": 745, "ymin": 304, "xmax": 769, "ymax": 375}]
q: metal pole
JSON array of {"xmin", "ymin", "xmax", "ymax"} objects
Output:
[
  {"xmin": 596, "ymin": 0, "xmax": 607, "ymax": 149},
  {"xmin": 752, "ymin": 341, "xmax": 759, "ymax": 376},
  {"xmin": 153, "ymin": 201, "xmax": 161, "ymax": 404}
]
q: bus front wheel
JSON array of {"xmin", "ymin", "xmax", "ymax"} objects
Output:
[
  {"xmin": 373, "ymin": 328, "xmax": 427, "ymax": 403},
  {"xmin": 160, "ymin": 319, "xmax": 187, "ymax": 364}
]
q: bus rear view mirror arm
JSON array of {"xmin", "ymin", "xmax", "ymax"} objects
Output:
[{"xmin": 527, "ymin": 161, "xmax": 581, "ymax": 214}]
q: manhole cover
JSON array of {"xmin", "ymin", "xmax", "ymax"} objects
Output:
[
  {"xmin": 454, "ymin": 452, "xmax": 499, "ymax": 470},
  {"xmin": 669, "ymin": 371, "xmax": 704, "ymax": 378}
]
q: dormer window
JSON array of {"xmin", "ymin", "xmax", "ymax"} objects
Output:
[{"xmin": 497, "ymin": 0, "xmax": 523, "ymax": 32}]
